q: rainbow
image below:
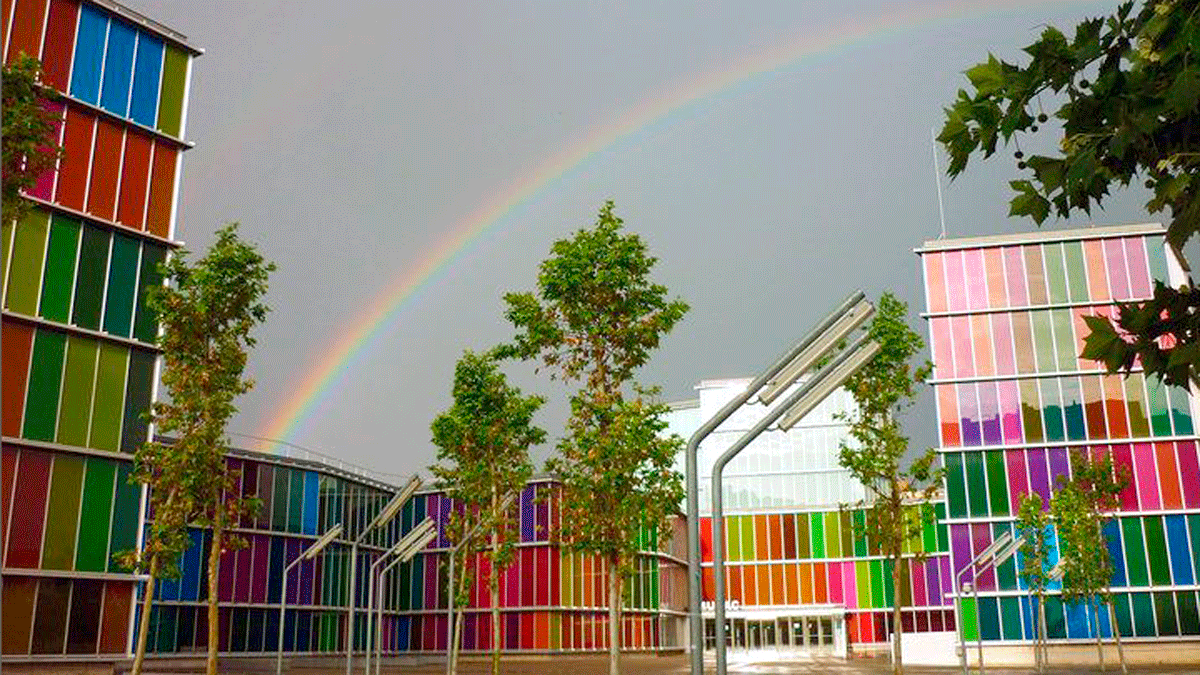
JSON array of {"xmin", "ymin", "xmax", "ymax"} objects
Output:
[{"xmin": 258, "ymin": 0, "xmax": 1098, "ymax": 451}]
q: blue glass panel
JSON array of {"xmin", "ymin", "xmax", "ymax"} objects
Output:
[
  {"xmin": 1065, "ymin": 600, "xmax": 1089, "ymax": 638},
  {"xmin": 1020, "ymin": 596, "xmax": 1036, "ymax": 639},
  {"xmin": 100, "ymin": 19, "xmax": 136, "ymax": 114},
  {"xmin": 1097, "ymin": 597, "xmax": 1113, "ymax": 638},
  {"xmin": 1166, "ymin": 515, "xmax": 1195, "ymax": 585},
  {"xmin": 1105, "ymin": 519, "xmax": 1126, "ymax": 586},
  {"xmin": 179, "ymin": 529, "xmax": 203, "ymax": 601},
  {"xmin": 1146, "ymin": 236, "xmax": 1169, "ymax": 283},
  {"xmin": 129, "ymin": 33, "xmax": 163, "ymax": 126},
  {"xmin": 71, "ymin": 5, "xmax": 108, "ymax": 104},
  {"xmin": 304, "ymin": 472, "xmax": 319, "ymax": 534}
]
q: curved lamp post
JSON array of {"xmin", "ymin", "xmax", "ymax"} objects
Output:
[{"xmin": 277, "ymin": 523, "xmax": 343, "ymax": 675}]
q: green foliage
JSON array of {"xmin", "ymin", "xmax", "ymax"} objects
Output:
[
  {"xmin": 430, "ymin": 350, "xmax": 543, "ymax": 603},
  {"xmin": 1016, "ymin": 493, "xmax": 1052, "ymax": 600},
  {"xmin": 2, "ymin": 55, "xmax": 61, "ymax": 225},
  {"xmin": 939, "ymin": 0, "xmax": 1200, "ymax": 387},
  {"xmin": 1050, "ymin": 450, "xmax": 1128, "ymax": 605}
]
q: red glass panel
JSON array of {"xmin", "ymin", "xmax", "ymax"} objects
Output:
[
  {"xmin": 1, "ymin": 322, "xmax": 33, "ymax": 436},
  {"xmin": 145, "ymin": 142, "xmax": 178, "ymax": 238},
  {"xmin": 55, "ymin": 107, "xmax": 94, "ymax": 211},
  {"xmin": 86, "ymin": 118, "xmax": 123, "ymax": 220},
  {"xmin": 38, "ymin": 0, "xmax": 76, "ymax": 91},
  {"xmin": 5, "ymin": 449, "xmax": 50, "ymax": 568},
  {"xmin": 937, "ymin": 385, "xmax": 960, "ymax": 447},
  {"xmin": 5, "ymin": 0, "xmax": 47, "ymax": 62},
  {"xmin": 26, "ymin": 101, "xmax": 64, "ymax": 201},
  {"xmin": 97, "ymin": 581, "xmax": 131, "ymax": 653}
]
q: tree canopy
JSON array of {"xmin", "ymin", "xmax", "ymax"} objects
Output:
[{"xmin": 2, "ymin": 55, "xmax": 61, "ymax": 225}]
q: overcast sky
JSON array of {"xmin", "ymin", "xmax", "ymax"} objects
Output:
[{"xmin": 134, "ymin": 0, "xmax": 1156, "ymax": 482}]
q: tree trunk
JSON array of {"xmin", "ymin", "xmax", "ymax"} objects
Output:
[
  {"xmin": 206, "ymin": 507, "xmax": 224, "ymax": 675},
  {"xmin": 1032, "ymin": 594, "xmax": 1042, "ymax": 674},
  {"xmin": 131, "ymin": 558, "xmax": 159, "ymax": 675},
  {"xmin": 1108, "ymin": 598, "xmax": 1127, "ymax": 675},
  {"xmin": 608, "ymin": 554, "xmax": 621, "ymax": 675},
  {"xmin": 891, "ymin": 553, "xmax": 903, "ymax": 675},
  {"xmin": 450, "ymin": 553, "xmax": 468, "ymax": 675},
  {"xmin": 1092, "ymin": 597, "xmax": 1105, "ymax": 671},
  {"xmin": 491, "ymin": 487, "xmax": 501, "ymax": 675},
  {"xmin": 1038, "ymin": 592, "xmax": 1048, "ymax": 670}
]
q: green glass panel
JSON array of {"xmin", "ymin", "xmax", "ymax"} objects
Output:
[
  {"xmin": 72, "ymin": 226, "xmax": 110, "ymax": 330},
  {"xmin": 870, "ymin": 560, "xmax": 884, "ymax": 608},
  {"xmin": 945, "ymin": 453, "xmax": 968, "ymax": 519},
  {"xmin": 899, "ymin": 558, "xmax": 912, "ymax": 606},
  {"xmin": 1, "ymin": 219, "xmax": 12, "ymax": 298},
  {"xmin": 1146, "ymin": 377, "xmax": 1172, "ymax": 436},
  {"xmin": 1189, "ymin": 515, "xmax": 1200, "ymax": 584},
  {"xmin": 840, "ymin": 511, "xmax": 852, "ymax": 558},
  {"xmin": 102, "ymin": 233, "xmax": 139, "ymax": 337},
  {"xmin": 5, "ymin": 209, "xmax": 49, "ymax": 315},
  {"xmin": 1052, "ymin": 309, "xmax": 1076, "ymax": 369},
  {"xmin": 1060, "ymin": 377, "xmax": 1087, "ymax": 441},
  {"xmin": 89, "ymin": 342, "xmax": 128, "ymax": 451},
  {"xmin": 855, "ymin": 561, "xmax": 870, "ymax": 607},
  {"xmin": 1113, "ymin": 593, "xmax": 1133, "ymax": 637},
  {"xmin": 1145, "ymin": 236, "xmax": 1169, "ymax": 283},
  {"xmin": 109, "ymin": 462, "xmax": 140, "ymax": 571},
  {"xmin": 960, "ymin": 598, "xmax": 978, "ymax": 641},
  {"xmin": 157, "ymin": 46, "xmax": 188, "ymax": 137},
  {"xmin": 154, "ymin": 605, "xmax": 177, "ymax": 652},
  {"xmin": 979, "ymin": 596, "xmax": 1001, "ymax": 640},
  {"xmin": 965, "ymin": 452, "xmax": 989, "ymax": 517},
  {"xmin": 75, "ymin": 458, "xmax": 115, "ymax": 571},
  {"xmin": 1031, "ymin": 311, "xmax": 1057, "ymax": 371},
  {"xmin": 120, "ymin": 349, "xmax": 155, "ymax": 453},
  {"xmin": 1063, "ymin": 241, "xmax": 1089, "ymax": 302},
  {"xmin": 1168, "ymin": 385, "xmax": 1194, "ymax": 435},
  {"xmin": 41, "ymin": 454, "xmax": 84, "ymax": 569},
  {"xmin": 272, "ymin": 468, "xmax": 289, "ymax": 531},
  {"xmin": 935, "ymin": 502, "xmax": 949, "ymax": 552},
  {"xmin": 993, "ymin": 523, "xmax": 1017, "ymax": 590},
  {"xmin": 1125, "ymin": 373, "xmax": 1152, "ymax": 438},
  {"xmin": 288, "ymin": 469, "xmax": 304, "ymax": 533},
  {"xmin": 1178, "ymin": 592, "xmax": 1200, "ymax": 635},
  {"xmin": 849, "ymin": 511, "xmax": 863, "ymax": 557},
  {"xmin": 1040, "ymin": 379, "xmax": 1066, "ymax": 443},
  {"xmin": 1154, "ymin": 592, "xmax": 1178, "ymax": 636},
  {"xmin": 1143, "ymin": 516, "xmax": 1172, "ymax": 585},
  {"xmin": 1043, "ymin": 243, "xmax": 1069, "ymax": 303},
  {"xmin": 825, "ymin": 512, "xmax": 840, "ymax": 558},
  {"xmin": 38, "ymin": 215, "xmax": 81, "ymax": 323},
  {"xmin": 883, "ymin": 559, "xmax": 895, "ymax": 606},
  {"xmin": 740, "ymin": 515, "xmax": 754, "ymax": 562},
  {"xmin": 810, "ymin": 513, "xmax": 825, "ymax": 559},
  {"xmin": 1019, "ymin": 380, "xmax": 1044, "ymax": 442},
  {"xmin": 55, "ymin": 335, "xmax": 98, "ymax": 447},
  {"xmin": 1122, "ymin": 518, "xmax": 1149, "ymax": 586},
  {"xmin": 985, "ymin": 451, "xmax": 1009, "ymax": 516},
  {"xmin": 1045, "ymin": 595, "xmax": 1067, "ymax": 638},
  {"xmin": 1001, "ymin": 596, "xmax": 1023, "ymax": 639},
  {"xmin": 23, "ymin": 329, "xmax": 67, "ymax": 441},
  {"xmin": 922, "ymin": 504, "xmax": 936, "ymax": 554},
  {"xmin": 132, "ymin": 244, "xmax": 166, "ymax": 343}
]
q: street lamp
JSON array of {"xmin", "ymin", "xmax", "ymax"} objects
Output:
[
  {"xmin": 954, "ymin": 532, "xmax": 1024, "ymax": 675},
  {"xmin": 371, "ymin": 521, "xmax": 439, "ymax": 675},
  {"xmin": 277, "ymin": 523, "xmax": 343, "ymax": 675},
  {"xmin": 683, "ymin": 290, "xmax": 871, "ymax": 675},
  {"xmin": 347, "ymin": 475, "xmax": 421, "ymax": 675},
  {"xmin": 365, "ymin": 517, "xmax": 436, "ymax": 675}
]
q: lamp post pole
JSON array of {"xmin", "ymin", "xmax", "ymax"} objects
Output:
[
  {"xmin": 366, "ymin": 517, "xmax": 436, "ymax": 675},
  {"xmin": 371, "ymin": 524, "xmax": 438, "ymax": 675},
  {"xmin": 277, "ymin": 523, "xmax": 342, "ymax": 675}
]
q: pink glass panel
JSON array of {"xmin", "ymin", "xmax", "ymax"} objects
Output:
[
  {"xmin": 27, "ymin": 101, "xmax": 65, "ymax": 201},
  {"xmin": 1004, "ymin": 246, "xmax": 1029, "ymax": 306},
  {"xmin": 1104, "ymin": 238, "xmax": 1131, "ymax": 300},
  {"xmin": 930, "ymin": 317, "xmax": 953, "ymax": 376},
  {"xmin": 912, "ymin": 560, "xmax": 928, "ymax": 607},
  {"xmin": 1124, "ymin": 237, "xmax": 1152, "ymax": 298},
  {"xmin": 1110, "ymin": 444, "xmax": 1139, "ymax": 511},
  {"xmin": 998, "ymin": 380, "xmax": 1023, "ymax": 443},
  {"xmin": 828, "ymin": 564, "xmax": 844, "ymax": 605},
  {"xmin": 1083, "ymin": 239, "xmax": 1111, "ymax": 301},
  {"xmin": 1176, "ymin": 441, "xmax": 1200, "ymax": 509},
  {"xmin": 924, "ymin": 252, "xmax": 948, "ymax": 313},
  {"xmin": 984, "ymin": 248, "xmax": 1008, "ymax": 308},
  {"xmin": 971, "ymin": 314, "xmax": 995, "ymax": 376},
  {"xmin": 945, "ymin": 250, "xmax": 968, "ymax": 311},
  {"xmin": 950, "ymin": 316, "xmax": 974, "ymax": 378},
  {"xmin": 1132, "ymin": 443, "xmax": 1161, "ymax": 510},
  {"xmin": 972, "ymin": 524, "xmax": 995, "ymax": 591},
  {"xmin": 842, "ymin": 561, "xmax": 858, "ymax": 608},
  {"xmin": 964, "ymin": 249, "xmax": 988, "ymax": 310},
  {"xmin": 1006, "ymin": 449, "xmax": 1029, "ymax": 513},
  {"xmin": 990, "ymin": 313, "xmax": 1016, "ymax": 375},
  {"xmin": 1072, "ymin": 307, "xmax": 1097, "ymax": 370}
]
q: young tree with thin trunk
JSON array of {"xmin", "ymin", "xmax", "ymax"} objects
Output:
[
  {"xmin": 2, "ymin": 54, "xmax": 61, "ymax": 226},
  {"xmin": 837, "ymin": 293, "xmax": 941, "ymax": 675},
  {"xmin": 1050, "ymin": 450, "xmax": 1130, "ymax": 674},
  {"xmin": 430, "ymin": 350, "xmax": 543, "ymax": 675},
  {"xmin": 498, "ymin": 201, "xmax": 687, "ymax": 675},
  {"xmin": 1016, "ymin": 493, "xmax": 1052, "ymax": 673},
  {"xmin": 141, "ymin": 224, "xmax": 272, "ymax": 675}
]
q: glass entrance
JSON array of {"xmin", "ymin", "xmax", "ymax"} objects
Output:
[{"xmin": 703, "ymin": 614, "xmax": 841, "ymax": 655}]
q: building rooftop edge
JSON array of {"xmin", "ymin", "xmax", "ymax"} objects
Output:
[
  {"xmin": 89, "ymin": 0, "xmax": 204, "ymax": 55},
  {"xmin": 915, "ymin": 222, "xmax": 1164, "ymax": 253}
]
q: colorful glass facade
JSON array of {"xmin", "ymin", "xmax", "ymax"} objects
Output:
[
  {"xmin": 1, "ymin": 0, "xmax": 197, "ymax": 658},
  {"xmin": 919, "ymin": 224, "xmax": 1200, "ymax": 645}
]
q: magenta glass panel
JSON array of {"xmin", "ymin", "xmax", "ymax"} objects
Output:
[
  {"xmin": 1047, "ymin": 448, "xmax": 1071, "ymax": 491},
  {"xmin": 1005, "ymin": 449, "xmax": 1030, "ymax": 513},
  {"xmin": 971, "ymin": 524, "xmax": 996, "ymax": 591},
  {"xmin": 234, "ymin": 545, "xmax": 252, "ymax": 603},
  {"xmin": 998, "ymin": 380, "xmax": 1023, "ymax": 443},
  {"xmin": 930, "ymin": 317, "xmax": 953, "ymax": 376},
  {"xmin": 842, "ymin": 561, "xmax": 858, "ymax": 608},
  {"xmin": 1110, "ymin": 444, "xmax": 1139, "ymax": 511},
  {"xmin": 958, "ymin": 383, "xmax": 981, "ymax": 446},
  {"xmin": 950, "ymin": 316, "xmax": 974, "ymax": 378},
  {"xmin": 1004, "ymin": 246, "xmax": 1029, "ymax": 306},
  {"xmin": 924, "ymin": 252, "xmax": 949, "ymax": 313},
  {"xmin": 424, "ymin": 554, "xmax": 438, "ymax": 609},
  {"xmin": 1124, "ymin": 238, "xmax": 1152, "ymax": 297},
  {"xmin": 939, "ymin": 556, "xmax": 953, "ymax": 604},
  {"xmin": 964, "ymin": 249, "xmax": 988, "ymax": 310},
  {"xmin": 1104, "ymin": 238, "xmax": 1131, "ymax": 300},
  {"xmin": 504, "ymin": 559, "xmax": 519, "ymax": 607},
  {"xmin": 27, "ymin": 102, "xmax": 65, "ymax": 200},
  {"xmin": 217, "ymin": 548, "xmax": 236, "ymax": 601},
  {"xmin": 1133, "ymin": 443, "xmax": 1161, "ymax": 510},
  {"xmin": 251, "ymin": 534, "xmax": 269, "ymax": 604},
  {"xmin": 978, "ymin": 381, "xmax": 1002, "ymax": 445},
  {"xmin": 990, "ymin": 314, "xmax": 1016, "ymax": 376},
  {"xmin": 945, "ymin": 250, "xmax": 968, "ymax": 311},
  {"xmin": 1177, "ymin": 441, "xmax": 1200, "ymax": 509},
  {"xmin": 828, "ymin": 564, "xmax": 844, "ymax": 605},
  {"xmin": 911, "ymin": 560, "xmax": 928, "ymax": 607},
  {"xmin": 950, "ymin": 524, "xmax": 972, "ymax": 579},
  {"xmin": 535, "ymin": 486, "xmax": 549, "ymax": 541},
  {"xmin": 1027, "ymin": 448, "xmax": 1051, "ymax": 504}
]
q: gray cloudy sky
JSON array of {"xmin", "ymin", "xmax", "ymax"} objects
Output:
[{"xmin": 135, "ymin": 0, "xmax": 1153, "ymax": 481}]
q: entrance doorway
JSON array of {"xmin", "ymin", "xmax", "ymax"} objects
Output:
[{"xmin": 706, "ymin": 614, "xmax": 841, "ymax": 655}]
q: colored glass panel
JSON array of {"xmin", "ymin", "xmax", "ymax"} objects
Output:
[
  {"xmin": 945, "ymin": 453, "xmax": 967, "ymax": 519},
  {"xmin": 157, "ymin": 45, "xmax": 188, "ymax": 137},
  {"xmin": 130, "ymin": 33, "xmax": 164, "ymax": 127},
  {"xmin": 109, "ymin": 462, "xmax": 140, "ymax": 571},
  {"xmin": 1164, "ymin": 515, "xmax": 1193, "ymax": 585},
  {"xmin": 1004, "ymin": 245, "xmax": 1028, "ymax": 305},
  {"xmin": 132, "ymin": 243, "xmax": 165, "ymax": 341},
  {"xmin": 1122, "ymin": 518, "xmax": 1149, "ymax": 586},
  {"xmin": 6, "ymin": 449, "xmax": 52, "ymax": 567},
  {"xmin": 38, "ymin": 214, "xmax": 80, "ymax": 323},
  {"xmin": 102, "ymin": 232, "xmax": 140, "ymax": 336},
  {"xmin": 23, "ymin": 329, "xmax": 67, "ymax": 441},
  {"xmin": 924, "ymin": 252, "xmax": 947, "ymax": 313},
  {"xmin": 40, "ymin": 0, "xmax": 79, "ymax": 90},
  {"xmin": 810, "ymin": 513, "xmax": 825, "ymax": 558},
  {"xmin": 950, "ymin": 316, "xmax": 973, "ymax": 377},
  {"xmin": 979, "ymin": 381, "xmax": 1001, "ymax": 444},
  {"xmin": 1144, "ymin": 516, "xmax": 1172, "ymax": 586},
  {"xmin": 1180, "ymin": 443, "xmax": 1200, "ymax": 509},
  {"xmin": 1156, "ymin": 442, "xmax": 1183, "ymax": 509},
  {"xmin": 42, "ymin": 454, "xmax": 84, "ymax": 569},
  {"xmin": 959, "ymin": 382, "xmax": 981, "ymax": 446},
  {"xmin": 1060, "ymin": 376, "xmax": 1086, "ymax": 441},
  {"xmin": 1018, "ymin": 379, "xmax": 1043, "ymax": 442},
  {"xmin": 1134, "ymin": 443, "xmax": 1161, "ymax": 510},
  {"xmin": 1031, "ymin": 311, "xmax": 1056, "ymax": 372},
  {"xmin": 1104, "ymin": 237, "xmax": 1131, "ymax": 300},
  {"xmin": 1146, "ymin": 236, "xmax": 1169, "ymax": 283},
  {"xmin": 100, "ymin": 18, "xmax": 136, "ymax": 115},
  {"xmin": 1, "ymin": 322, "xmax": 34, "ymax": 436},
  {"xmin": 1062, "ymin": 240, "xmax": 1089, "ymax": 301},
  {"xmin": 120, "ymin": 348, "xmax": 155, "ymax": 452},
  {"xmin": 1040, "ymin": 379, "xmax": 1065, "ymax": 443},
  {"xmin": 1043, "ymin": 243, "xmax": 1068, "ymax": 303},
  {"xmin": 937, "ymin": 385, "xmax": 961, "ymax": 446},
  {"xmin": 70, "ymin": 4, "xmax": 107, "ymax": 104},
  {"xmin": 1145, "ymin": 376, "xmax": 1172, "ymax": 436},
  {"xmin": 1125, "ymin": 373, "xmax": 1152, "ymax": 438},
  {"xmin": 964, "ymin": 249, "xmax": 987, "ymax": 310},
  {"xmin": 1103, "ymin": 375, "xmax": 1130, "ymax": 438},
  {"xmin": 1024, "ymin": 245, "xmax": 1047, "ymax": 305},
  {"xmin": 56, "ymin": 108, "xmax": 94, "ymax": 210},
  {"xmin": 76, "ymin": 458, "xmax": 116, "ymax": 571},
  {"xmin": 1168, "ymin": 385, "xmax": 1194, "ymax": 435},
  {"xmin": 1011, "ymin": 312, "xmax": 1036, "ymax": 374},
  {"xmin": 1080, "ymin": 376, "xmax": 1105, "ymax": 439},
  {"xmin": 86, "ymin": 118, "xmax": 123, "ymax": 220},
  {"xmin": 1125, "ymin": 237, "xmax": 1152, "ymax": 297},
  {"xmin": 146, "ymin": 143, "xmax": 178, "ymax": 237},
  {"xmin": 985, "ymin": 451, "xmax": 1008, "ymax": 516},
  {"xmin": 1051, "ymin": 309, "xmax": 1075, "ymax": 371},
  {"xmin": 944, "ymin": 250, "xmax": 967, "ymax": 311},
  {"xmin": 964, "ymin": 452, "xmax": 987, "ymax": 517},
  {"xmin": 1083, "ymin": 239, "xmax": 1111, "ymax": 301},
  {"xmin": 984, "ymin": 247, "xmax": 1007, "ymax": 308},
  {"xmin": 991, "ymin": 313, "xmax": 1016, "ymax": 376},
  {"xmin": 972, "ymin": 317, "xmax": 995, "ymax": 378},
  {"xmin": 116, "ymin": 130, "xmax": 153, "ymax": 229},
  {"xmin": 6, "ymin": 209, "xmax": 49, "ymax": 315},
  {"xmin": 56, "ymin": 335, "xmax": 98, "ymax": 446},
  {"xmin": 31, "ymin": 577, "xmax": 71, "ymax": 653},
  {"xmin": 72, "ymin": 226, "xmax": 111, "ymax": 330},
  {"xmin": 5, "ymin": 0, "xmax": 47, "ymax": 62},
  {"xmin": 90, "ymin": 342, "xmax": 129, "ymax": 451}
]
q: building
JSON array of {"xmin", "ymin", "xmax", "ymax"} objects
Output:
[
  {"xmin": 1, "ymin": 0, "xmax": 199, "ymax": 658},
  {"xmin": 917, "ymin": 223, "xmax": 1200, "ymax": 657},
  {"xmin": 667, "ymin": 379, "xmax": 954, "ymax": 656}
]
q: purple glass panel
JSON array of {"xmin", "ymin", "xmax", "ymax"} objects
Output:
[
  {"xmin": 1110, "ymin": 444, "xmax": 1139, "ymax": 511},
  {"xmin": 978, "ymin": 381, "xmax": 1002, "ymax": 445},
  {"xmin": 535, "ymin": 487, "xmax": 550, "ymax": 541},
  {"xmin": 991, "ymin": 314, "xmax": 1016, "ymax": 375},
  {"xmin": 958, "ymin": 383, "xmax": 982, "ymax": 446},
  {"xmin": 251, "ymin": 534, "xmax": 269, "ymax": 604},
  {"xmin": 950, "ymin": 317, "xmax": 974, "ymax": 378},
  {"xmin": 1027, "ymin": 448, "xmax": 1051, "ymax": 504},
  {"xmin": 520, "ymin": 485, "xmax": 535, "ymax": 542},
  {"xmin": 940, "ymin": 556, "xmax": 953, "ymax": 605},
  {"xmin": 1004, "ymin": 246, "xmax": 1029, "ymax": 306},
  {"xmin": 1005, "ymin": 449, "xmax": 1029, "ymax": 514},
  {"xmin": 1124, "ymin": 238, "xmax": 1152, "ymax": 297},
  {"xmin": 289, "ymin": 539, "xmax": 305, "ymax": 604},
  {"xmin": 232, "ymin": 546, "xmax": 251, "ymax": 602},
  {"xmin": 964, "ymin": 249, "xmax": 988, "ymax": 310},
  {"xmin": 998, "ymin": 380, "xmax": 1023, "ymax": 444},
  {"xmin": 971, "ymin": 524, "xmax": 996, "ymax": 591},
  {"xmin": 1133, "ymin": 443, "xmax": 1161, "ymax": 510},
  {"xmin": 926, "ymin": 557, "xmax": 942, "ymax": 607},
  {"xmin": 950, "ymin": 524, "xmax": 972, "ymax": 581},
  {"xmin": 1104, "ymin": 238, "xmax": 1131, "ymax": 300},
  {"xmin": 945, "ymin": 250, "xmax": 968, "ymax": 311},
  {"xmin": 1047, "ymin": 448, "xmax": 1071, "ymax": 491},
  {"xmin": 1177, "ymin": 441, "xmax": 1200, "ymax": 509}
]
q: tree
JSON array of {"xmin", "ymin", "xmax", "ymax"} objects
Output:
[
  {"xmin": 938, "ymin": 1, "xmax": 1200, "ymax": 388},
  {"xmin": 143, "ymin": 224, "xmax": 272, "ymax": 675},
  {"xmin": 430, "ymin": 350, "xmax": 544, "ymax": 675},
  {"xmin": 2, "ymin": 54, "xmax": 61, "ymax": 226},
  {"xmin": 1015, "ymin": 493, "xmax": 1052, "ymax": 673},
  {"xmin": 498, "ymin": 201, "xmax": 688, "ymax": 675},
  {"xmin": 837, "ymin": 293, "xmax": 941, "ymax": 675},
  {"xmin": 1050, "ymin": 450, "xmax": 1130, "ymax": 674}
]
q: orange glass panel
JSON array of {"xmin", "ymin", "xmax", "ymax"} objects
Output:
[
  {"xmin": 702, "ymin": 567, "xmax": 714, "ymax": 601},
  {"xmin": 1072, "ymin": 307, "xmax": 1096, "ymax": 370},
  {"xmin": 1155, "ymin": 442, "xmax": 1182, "ymax": 509},
  {"xmin": 784, "ymin": 563, "xmax": 799, "ymax": 604},
  {"xmin": 756, "ymin": 564, "xmax": 771, "ymax": 605},
  {"xmin": 766, "ymin": 514, "xmax": 781, "ymax": 560},
  {"xmin": 1082, "ymin": 376, "xmax": 1107, "ymax": 439},
  {"xmin": 145, "ymin": 143, "xmax": 178, "ymax": 238},
  {"xmin": 86, "ymin": 118, "xmax": 123, "ymax": 220},
  {"xmin": 55, "ymin": 107, "xmax": 95, "ymax": 211},
  {"xmin": 98, "ymin": 581, "xmax": 131, "ymax": 653},
  {"xmin": 1102, "ymin": 375, "xmax": 1129, "ymax": 439},
  {"xmin": 116, "ymin": 131, "xmax": 152, "ymax": 230},
  {"xmin": 534, "ymin": 612, "xmax": 549, "ymax": 650},
  {"xmin": 754, "ymin": 514, "xmax": 769, "ymax": 561},
  {"xmin": 970, "ymin": 314, "xmax": 995, "ymax": 376},
  {"xmin": 799, "ymin": 563, "xmax": 814, "ymax": 604},
  {"xmin": 1, "ymin": 322, "xmax": 33, "ymax": 437},
  {"xmin": 5, "ymin": 0, "xmax": 47, "ymax": 62},
  {"xmin": 814, "ymin": 562, "xmax": 828, "ymax": 603},
  {"xmin": 984, "ymin": 248, "xmax": 1007, "ymax": 308},
  {"xmin": 1083, "ymin": 239, "xmax": 1111, "ymax": 301},
  {"xmin": 924, "ymin": 252, "xmax": 948, "ymax": 313}
]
